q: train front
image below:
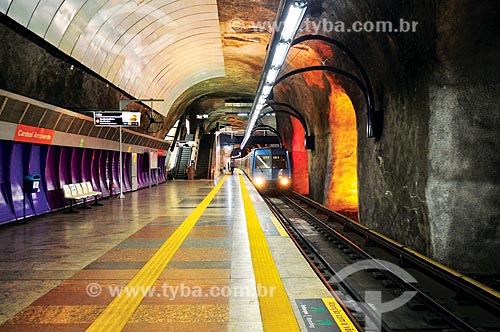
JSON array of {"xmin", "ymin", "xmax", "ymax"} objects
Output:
[{"xmin": 252, "ymin": 148, "xmax": 292, "ymax": 193}]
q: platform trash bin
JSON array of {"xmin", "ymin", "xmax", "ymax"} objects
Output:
[{"xmin": 23, "ymin": 175, "xmax": 41, "ymax": 193}]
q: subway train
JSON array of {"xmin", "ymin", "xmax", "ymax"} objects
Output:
[{"xmin": 236, "ymin": 147, "xmax": 292, "ymax": 193}]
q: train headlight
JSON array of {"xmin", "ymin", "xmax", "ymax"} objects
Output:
[
  {"xmin": 279, "ymin": 177, "xmax": 290, "ymax": 186},
  {"xmin": 254, "ymin": 176, "xmax": 265, "ymax": 187}
]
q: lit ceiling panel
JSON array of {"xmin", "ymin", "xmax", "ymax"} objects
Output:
[{"xmin": 1, "ymin": 0, "xmax": 226, "ymax": 116}]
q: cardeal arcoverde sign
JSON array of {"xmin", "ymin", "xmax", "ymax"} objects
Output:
[{"xmin": 14, "ymin": 124, "xmax": 55, "ymax": 145}]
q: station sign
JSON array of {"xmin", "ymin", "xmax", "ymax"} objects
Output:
[
  {"xmin": 14, "ymin": 124, "xmax": 54, "ymax": 145},
  {"xmin": 93, "ymin": 112, "xmax": 141, "ymax": 127}
]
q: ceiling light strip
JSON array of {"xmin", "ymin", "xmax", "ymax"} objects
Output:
[{"xmin": 241, "ymin": 0, "xmax": 308, "ymax": 148}]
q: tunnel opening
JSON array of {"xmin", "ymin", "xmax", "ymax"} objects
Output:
[{"xmin": 327, "ymin": 84, "xmax": 359, "ymax": 221}]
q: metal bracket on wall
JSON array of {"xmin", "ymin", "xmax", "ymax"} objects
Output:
[
  {"xmin": 251, "ymin": 124, "xmax": 284, "ymax": 147},
  {"xmin": 261, "ymin": 102, "xmax": 310, "ymax": 137},
  {"xmin": 275, "ymin": 35, "xmax": 379, "ymax": 139},
  {"xmin": 258, "ymin": 102, "xmax": 314, "ymax": 150}
]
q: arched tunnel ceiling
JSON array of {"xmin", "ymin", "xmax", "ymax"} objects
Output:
[{"xmin": 0, "ymin": 0, "xmax": 230, "ymax": 116}]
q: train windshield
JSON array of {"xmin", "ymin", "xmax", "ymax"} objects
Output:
[
  {"xmin": 255, "ymin": 155, "xmax": 271, "ymax": 170},
  {"xmin": 254, "ymin": 152, "xmax": 288, "ymax": 170},
  {"xmin": 272, "ymin": 155, "xmax": 288, "ymax": 169}
]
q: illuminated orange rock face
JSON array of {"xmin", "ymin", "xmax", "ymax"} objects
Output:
[
  {"xmin": 291, "ymin": 117, "xmax": 309, "ymax": 194},
  {"xmin": 326, "ymin": 84, "xmax": 358, "ymax": 216}
]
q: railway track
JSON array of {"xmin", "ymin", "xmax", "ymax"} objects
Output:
[{"xmin": 264, "ymin": 192, "xmax": 500, "ymax": 332}]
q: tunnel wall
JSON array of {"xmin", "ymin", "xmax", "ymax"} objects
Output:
[
  {"xmin": 276, "ymin": 0, "xmax": 499, "ymax": 273},
  {"xmin": 426, "ymin": 1, "xmax": 500, "ymax": 273},
  {"xmin": 0, "ymin": 19, "xmax": 168, "ymax": 140},
  {"xmin": 0, "ymin": 20, "xmax": 120, "ymax": 113}
]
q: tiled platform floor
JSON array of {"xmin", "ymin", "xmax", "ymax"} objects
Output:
[{"xmin": 0, "ymin": 175, "xmax": 330, "ymax": 331}]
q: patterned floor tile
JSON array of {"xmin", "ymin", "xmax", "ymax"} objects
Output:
[
  {"xmin": 70, "ymin": 270, "xmax": 140, "ymax": 280},
  {"xmin": 123, "ymin": 322, "xmax": 227, "ymax": 332},
  {"xmin": 171, "ymin": 248, "xmax": 231, "ymax": 261},
  {"xmin": 115, "ymin": 238, "xmax": 167, "ymax": 249},
  {"xmin": 5, "ymin": 305, "xmax": 104, "ymax": 324},
  {"xmin": 159, "ymin": 269, "xmax": 230, "ymax": 280},
  {"xmin": 128, "ymin": 304, "xmax": 228, "ymax": 323},
  {"xmin": 30, "ymin": 280, "xmax": 128, "ymax": 306},
  {"xmin": 84, "ymin": 261, "xmax": 146, "ymax": 270},
  {"xmin": 96, "ymin": 248, "xmax": 158, "ymax": 262}
]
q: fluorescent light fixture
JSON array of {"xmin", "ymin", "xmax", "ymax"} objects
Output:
[
  {"xmin": 241, "ymin": 0, "xmax": 309, "ymax": 149},
  {"xmin": 280, "ymin": 4, "xmax": 307, "ymax": 42},
  {"xmin": 225, "ymin": 102, "xmax": 253, "ymax": 108},
  {"xmin": 262, "ymin": 85, "xmax": 273, "ymax": 96},
  {"xmin": 237, "ymin": 113, "xmax": 248, "ymax": 117},
  {"xmin": 266, "ymin": 68, "xmax": 280, "ymax": 84},
  {"xmin": 271, "ymin": 43, "xmax": 291, "ymax": 68}
]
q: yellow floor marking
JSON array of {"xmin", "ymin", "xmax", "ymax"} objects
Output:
[
  {"xmin": 270, "ymin": 216, "xmax": 288, "ymax": 236},
  {"xmin": 86, "ymin": 176, "xmax": 228, "ymax": 332},
  {"xmin": 239, "ymin": 174, "xmax": 300, "ymax": 332},
  {"xmin": 322, "ymin": 298, "xmax": 359, "ymax": 332}
]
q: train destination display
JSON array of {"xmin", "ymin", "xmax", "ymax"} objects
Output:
[{"xmin": 93, "ymin": 112, "xmax": 141, "ymax": 126}]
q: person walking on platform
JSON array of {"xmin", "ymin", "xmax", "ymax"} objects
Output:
[{"xmin": 186, "ymin": 165, "xmax": 195, "ymax": 180}]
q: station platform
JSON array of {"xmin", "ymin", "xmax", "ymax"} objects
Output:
[{"xmin": 0, "ymin": 173, "xmax": 357, "ymax": 332}]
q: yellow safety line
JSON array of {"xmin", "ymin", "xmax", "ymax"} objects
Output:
[
  {"xmin": 86, "ymin": 176, "xmax": 228, "ymax": 332},
  {"xmin": 270, "ymin": 216, "xmax": 288, "ymax": 236},
  {"xmin": 322, "ymin": 298, "xmax": 359, "ymax": 332},
  {"xmin": 239, "ymin": 174, "xmax": 300, "ymax": 332}
]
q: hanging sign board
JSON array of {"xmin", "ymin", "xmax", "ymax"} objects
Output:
[{"xmin": 93, "ymin": 112, "xmax": 141, "ymax": 126}]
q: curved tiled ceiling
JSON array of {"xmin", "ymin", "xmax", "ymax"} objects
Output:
[{"xmin": 0, "ymin": 0, "xmax": 226, "ymax": 116}]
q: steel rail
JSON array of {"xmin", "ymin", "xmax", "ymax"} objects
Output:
[
  {"xmin": 268, "ymin": 194, "xmax": 481, "ymax": 331},
  {"xmin": 288, "ymin": 191, "xmax": 500, "ymax": 314}
]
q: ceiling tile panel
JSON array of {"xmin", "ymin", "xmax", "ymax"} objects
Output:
[
  {"xmin": 59, "ymin": 0, "xmax": 107, "ymax": 53},
  {"xmin": 135, "ymin": 37, "xmax": 223, "ymax": 96},
  {"xmin": 27, "ymin": 0, "xmax": 65, "ymax": 37},
  {"xmin": 71, "ymin": 0, "xmax": 129, "ymax": 61},
  {"xmin": 45, "ymin": 0, "xmax": 87, "ymax": 45},
  {"xmin": 0, "ymin": 0, "xmax": 13, "ymax": 14},
  {"xmin": 4, "ymin": 0, "xmax": 226, "ymax": 116},
  {"xmin": 119, "ymin": 33, "xmax": 222, "ymax": 91},
  {"xmin": 5, "ymin": 0, "xmax": 39, "ymax": 26}
]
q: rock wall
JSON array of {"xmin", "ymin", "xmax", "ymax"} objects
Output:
[
  {"xmin": 426, "ymin": 1, "xmax": 500, "ymax": 273},
  {"xmin": 0, "ymin": 22, "xmax": 121, "ymax": 111},
  {"xmin": 274, "ymin": 0, "xmax": 500, "ymax": 273},
  {"xmin": 0, "ymin": 21, "xmax": 168, "ymax": 139}
]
